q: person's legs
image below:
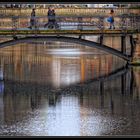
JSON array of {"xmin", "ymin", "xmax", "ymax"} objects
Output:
[
  {"xmin": 112, "ymin": 22, "xmax": 115, "ymax": 29},
  {"xmin": 30, "ymin": 20, "xmax": 34, "ymax": 29},
  {"xmin": 109, "ymin": 22, "xmax": 115, "ymax": 29},
  {"xmin": 51, "ymin": 19, "xmax": 56, "ymax": 29},
  {"xmin": 30, "ymin": 19, "xmax": 36, "ymax": 29},
  {"xmin": 34, "ymin": 19, "xmax": 37, "ymax": 29},
  {"xmin": 44, "ymin": 22, "xmax": 49, "ymax": 28},
  {"xmin": 47, "ymin": 21, "xmax": 54, "ymax": 29},
  {"xmin": 54, "ymin": 21, "xmax": 59, "ymax": 29},
  {"xmin": 109, "ymin": 22, "xmax": 112, "ymax": 29},
  {"xmin": 44, "ymin": 19, "xmax": 53, "ymax": 28}
]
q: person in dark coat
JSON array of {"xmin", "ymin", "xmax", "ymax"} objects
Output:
[
  {"xmin": 44, "ymin": 7, "xmax": 59, "ymax": 29},
  {"xmin": 29, "ymin": 8, "xmax": 36, "ymax": 29}
]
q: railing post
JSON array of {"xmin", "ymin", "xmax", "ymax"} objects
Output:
[
  {"xmin": 34, "ymin": 17, "xmax": 39, "ymax": 37},
  {"xmin": 130, "ymin": 69, "xmax": 134, "ymax": 96},
  {"xmin": 135, "ymin": 15, "xmax": 140, "ymax": 32},
  {"xmin": 129, "ymin": 15, "xmax": 133, "ymax": 30},
  {"xmin": 12, "ymin": 15, "xmax": 18, "ymax": 39},
  {"xmin": 77, "ymin": 16, "xmax": 83, "ymax": 30},
  {"xmin": 121, "ymin": 74, "xmax": 126, "ymax": 95},
  {"xmin": 79, "ymin": 34, "xmax": 82, "ymax": 39},
  {"xmin": 130, "ymin": 35, "xmax": 136, "ymax": 61},
  {"xmin": 121, "ymin": 34, "xmax": 126, "ymax": 55},
  {"xmin": 100, "ymin": 81, "xmax": 104, "ymax": 108},
  {"xmin": 121, "ymin": 15, "xmax": 127, "ymax": 31},
  {"xmin": 98, "ymin": 16, "xmax": 104, "ymax": 33},
  {"xmin": 99, "ymin": 34, "xmax": 104, "ymax": 45},
  {"xmin": 137, "ymin": 16, "xmax": 140, "ymax": 32}
]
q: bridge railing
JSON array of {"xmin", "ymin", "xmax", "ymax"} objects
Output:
[{"xmin": 0, "ymin": 15, "xmax": 139, "ymax": 32}]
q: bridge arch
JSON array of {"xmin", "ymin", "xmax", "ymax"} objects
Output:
[{"xmin": 0, "ymin": 36, "xmax": 130, "ymax": 61}]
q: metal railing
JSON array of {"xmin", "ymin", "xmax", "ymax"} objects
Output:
[{"xmin": 0, "ymin": 15, "xmax": 139, "ymax": 32}]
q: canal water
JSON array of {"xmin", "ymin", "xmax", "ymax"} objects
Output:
[{"xmin": 0, "ymin": 36, "xmax": 140, "ymax": 136}]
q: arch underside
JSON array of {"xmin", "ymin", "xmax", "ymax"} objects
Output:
[{"xmin": 0, "ymin": 36, "xmax": 130, "ymax": 61}]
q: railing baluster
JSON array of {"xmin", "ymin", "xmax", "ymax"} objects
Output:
[
  {"xmin": 78, "ymin": 17, "xmax": 83, "ymax": 30},
  {"xmin": 12, "ymin": 15, "xmax": 18, "ymax": 38}
]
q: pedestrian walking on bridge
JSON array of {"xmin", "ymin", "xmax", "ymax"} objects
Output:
[
  {"xmin": 107, "ymin": 9, "xmax": 115, "ymax": 29},
  {"xmin": 29, "ymin": 8, "xmax": 37, "ymax": 29},
  {"xmin": 44, "ymin": 7, "xmax": 59, "ymax": 29}
]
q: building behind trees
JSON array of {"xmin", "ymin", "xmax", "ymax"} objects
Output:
[{"xmin": 0, "ymin": 4, "xmax": 139, "ymax": 8}]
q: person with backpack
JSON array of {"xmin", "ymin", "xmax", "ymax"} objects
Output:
[{"xmin": 107, "ymin": 9, "xmax": 115, "ymax": 29}]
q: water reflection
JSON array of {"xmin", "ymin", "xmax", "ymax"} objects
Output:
[
  {"xmin": 0, "ymin": 40, "xmax": 125, "ymax": 88},
  {"xmin": 1, "ymin": 66, "xmax": 140, "ymax": 136},
  {"xmin": 0, "ymin": 38, "xmax": 140, "ymax": 136}
]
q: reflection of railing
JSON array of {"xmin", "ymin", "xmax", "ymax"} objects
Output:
[
  {"xmin": 55, "ymin": 66, "xmax": 132, "ymax": 97},
  {"xmin": 0, "ymin": 15, "xmax": 139, "ymax": 32}
]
